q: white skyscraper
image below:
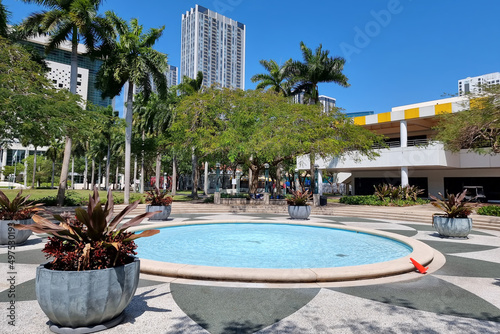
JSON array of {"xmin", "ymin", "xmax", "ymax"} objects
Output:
[
  {"xmin": 181, "ymin": 5, "xmax": 245, "ymax": 89},
  {"xmin": 458, "ymin": 72, "xmax": 500, "ymax": 96},
  {"xmin": 167, "ymin": 65, "xmax": 178, "ymax": 87}
]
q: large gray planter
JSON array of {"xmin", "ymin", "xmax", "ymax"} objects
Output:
[
  {"xmin": 433, "ymin": 215, "xmax": 472, "ymax": 237},
  {"xmin": 288, "ymin": 205, "xmax": 311, "ymax": 220},
  {"xmin": 36, "ymin": 257, "xmax": 140, "ymax": 331},
  {"xmin": 0, "ymin": 219, "xmax": 33, "ymax": 245},
  {"xmin": 146, "ymin": 205, "xmax": 171, "ymax": 221}
]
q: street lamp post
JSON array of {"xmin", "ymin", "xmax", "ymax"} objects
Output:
[
  {"xmin": 314, "ymin": 164, "xmax": 319, "ymax": 195},
  {"xmin": 264, "ymin": 163, "xmax": 270, "ymax": 204},
  {"xmin": 215, "ymin": 163, "xmax": 221, "ymax": 192},
  {"xmin": 313, "ymin": 164, "xmax": 320, "ymax": 207},
  {"xmin": 215, "ymin": 163, "xmax": 221, "ymax": 204}
]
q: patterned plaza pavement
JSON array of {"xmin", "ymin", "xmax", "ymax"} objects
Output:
[{"xmin": 1, "ymin": 211, "xmax": 500, "ymax": 334}]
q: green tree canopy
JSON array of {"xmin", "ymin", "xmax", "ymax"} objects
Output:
[
  {"xmin": 434, "ymin": 85, "xmax": 500, "ymax": 153},
  {"xmin": 171, "ymin": 88, "xmax": 384, "ymax": 192}
]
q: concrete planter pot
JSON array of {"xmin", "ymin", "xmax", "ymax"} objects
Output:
[
  {"xmin": 288, "ymin": 205, "xmax": 311, "ymax": 220},
  {"xmin": 0, "ymin": 219, "xmax": 33, "ymax": 245},
  {"xmin": 36, "ymin": 257, "xmax": 140, "ymax": 332},
  {"xmin": 433, "ymin": 215, "xmax": 472, "ymax": 237},
  {"xmin": 146, "ymin": 205, "xmax": 171, "ymax": 221}
]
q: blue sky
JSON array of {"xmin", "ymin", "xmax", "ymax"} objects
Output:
[{"xmin": 4, "ymin": 0, "xmax": 500, "ymax": 116}]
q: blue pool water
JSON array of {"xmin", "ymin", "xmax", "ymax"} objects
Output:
[{"xmin": 135, "ymin": 223, "xmax": 412, "ymax": 269}]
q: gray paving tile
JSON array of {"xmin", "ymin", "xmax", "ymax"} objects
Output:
[
  {"xmin": 434, "ymin": 255, "xmax": 500, "ymax": 278},
  {"xmin": 422, "ymin": 240, "xmax": 498, "ymax": 254},
  {"xmin": 381, "ymin": 229, "xmax": 418, "ymax": 237},
  {"xmin": 329, "ymin": 275, "xmax": 500, "ymax": 323},
  {"xmin": 170, "ymin": 283, "xmax": 319, "ymax": 334},
  {"xmin": 0, "ymin": 248, "xmax": 49, "ymax": 265}
]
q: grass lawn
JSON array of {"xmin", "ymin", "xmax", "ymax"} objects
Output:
[{"xmin": 0, "ymin": 189, "xmax": 196, "ymax": 205}]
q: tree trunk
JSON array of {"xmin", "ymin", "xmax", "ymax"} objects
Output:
[
  {"xmin": 98, "ymin": 161, "xmax": 102, "ymax": 189},
  {"xmin": 56, "ymin": 30, "xmax": 78, "ymax": 206},
  {"xmin": 23, "ymin": 149, "xmax": 28, "ymax": 187},
  {"xmin": 124, "ymin": 81, "xmax": 134, "ymax": 204},
  {"xmin": 204, "ymin": 161, "xmax": 208, "ymax": 195},
  {"xmin": 56, "ymin": 136, "xmax": 72, "ymax": 206},
  {"xmin": 51, "ymin": 161, "xmax": 55, "ymax": 189},
  {"xmin": 84, "ymin": 155, "xmax": 88, "ymax": 190},
  {"xmin": 115, "ymin": 159, "xmax": 119, "ymax": 190},
  {"xmin": 172, "ymin": 155, "xmax": 177, "ymax": 196},
  {"xmin": 276, "ymin": 163, "xmax": 282, "ymax": 197},
  {"xmin": 105, "ymin": 144, "xmax": 111, "ymax": 190},
  {"xmin": 155, "ymin": 152, "xmax": 161, "ymax": 189},
  {"xmin": 140, "ymin": 130, "xmax": 145, "ymax": 194},
  {"xmin": 191, "ymin": 147, "xmax": 198, "ymax": 199},
  {"xmin": 133, "ymin": 156, "xmax": 137, "ymax": 192},
  {"xmin": 249, "ymin": 164, "xmax": 260, "ymax": 195},
  {"xmin": 91, "ymin": 159, "xmax": 95, "ymax": 189},
  {"xmin": 71, "ymin": 157, "xmax": 74, "ymax": 189},
  {"xmin": 31, "ymin": 147, "xmax": 37, "ymax": 188}
]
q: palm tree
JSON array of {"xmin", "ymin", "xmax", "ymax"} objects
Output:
[
  {"xmin": 178, "ymin": 71, "xmax": 204, "ymax": 95},
  {"xmin": 250, "ymin": 59, "xmax": 294, "ymax": 96},
  {"xmin": 18, "ymin": 0, "xmax": 111, "ymax": 205},
  {"xmin": 96, "ymin": 12, "xmax": 167, "ymax": 204},
  {"xmin": 0, "ymin": 0, "xmax": 9, "ymax": 38},
  {"xmin": 178, "ymin": 71, "xmax": 205, "ymax": 199},
  {"xmin": 133, "ymin": 90, "xmax": 175, "ymax": 190},
  {"xmin": 288, "ymin": 41, "xmax": 350, "ymax": 104}
]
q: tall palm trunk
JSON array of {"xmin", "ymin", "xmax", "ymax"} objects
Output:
[
  {"xmin": 84, "ymin": 155, "xmax": 88, "ymax": 190},
  {"xmin": 98, "ymin": 161, "xmax": 101, "ymax": 188},
  {"xmin": 115, "ymin": 159, "xmax": 119, "ymax": 190},
  {"xmin": 31, "ymin": 147, "xmax": 37, "ymax": 188},
  {"xmin": 124, "ymin": 81, "xmax": 133, "ymax": 203},
  {"xmin": 133, "ymin": 156, "xmax": 137, "ymax": 192},
  {"xmin": 105, "ymin": 144, "xmax": 111, "ymax": 190},
  {"xmin": 56, "ymin": 29, "xmax": 78, "ymax": 206},
  {"xmin": 56, "ymin": 136, "xmax": 72, "ymax": 205},
  {"xmin": 172, "ymin": 155, "xmax": 177, "ymax": 196},
  {"xmin": 155, "ymin": 152, "xmax": 161, "ymax": 189},
  {"xmin": 91, "ymin": 158, "xmax": 95, "ymax": 188},
  {"xmin": 140, "ymin": 130, "xmax": 145, "ymax": 193},
  {"xmin": 71, "ymin": 157, "xmax": 74, "ymax": 189}
]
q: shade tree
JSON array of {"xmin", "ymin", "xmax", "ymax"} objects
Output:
[{"xmin": 171, "ymin": 88, "xmax": 384, "ymax": 194}]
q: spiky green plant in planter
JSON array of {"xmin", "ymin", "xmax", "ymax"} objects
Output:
[
  {"xmin": 430, "ymin": 190, "xmax": 474, "ymax": 237},
  {"xmin": 0, "ymin": 190, "xmax": 43, "ymax": 245},
  {"xmin": 286, "ymin": 190, "xmax": 312, "ymax": 219},
  {"xmin": 13, "ymin": 188, "xmax": 160, "ymax": 331},
  {"xmin": 145, "ymin": 186, "xmax": 173, "ymax": 221}
]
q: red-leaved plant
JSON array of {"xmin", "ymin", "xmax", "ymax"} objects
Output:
[
  {"xmin": 14, "ymin": 188, "xmax": 160, "ymax": 271},
  {"xmin": 145, "ymin": 187, "xmax": 173, "ymax": 206},
  {"xmin": 0, "ymin": 190, "xmax": 44, "ymax": 220},
  {"xmin": 430, "ymin": 189, "xmax": 473, "ymax": 219},
  {"xmin": 286, "ymin": 190, "xmax": 312, "ymax": 206}
]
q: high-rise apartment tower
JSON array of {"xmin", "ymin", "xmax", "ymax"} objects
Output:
[
  {"xmin": 458, "ymin": 72, "xmax": 500, "ymax": 96},
  {"xmin": 181, "ymin": 5, "xmax": 245, "ymax": 89}
]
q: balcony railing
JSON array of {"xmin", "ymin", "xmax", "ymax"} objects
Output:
[{"xmin": 373, "ymin": 138, "xmax": 431, "ymax": 149}]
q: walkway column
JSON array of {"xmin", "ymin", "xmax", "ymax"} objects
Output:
[
  {"xmin": 400, "ymin": 120, "xmax": 409, "ymax": 187},
  {"xmin": 204, "ymin": 162, "xmax": 209, "ymax": 195},
  {"xmin": 1, "ymin": 148, "xmax": 7, "ymax": 181},
  {"xmin": 400, "ymin": 120, "xmax": 408, "ymax": 148},
  {"xmin": 401, "ymin": 166, "xmax": 409, "ymax": 187}
]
